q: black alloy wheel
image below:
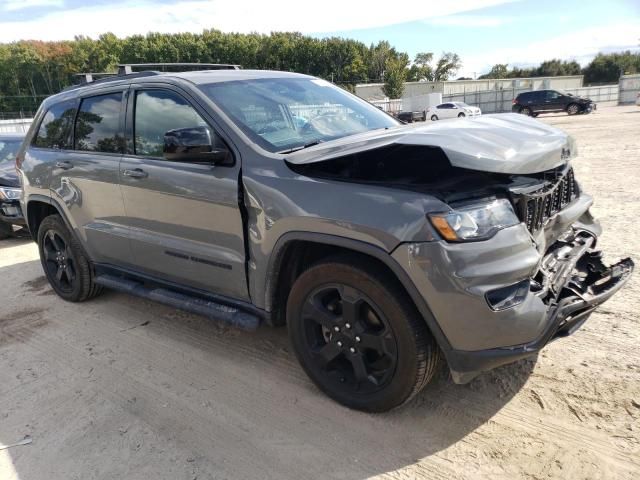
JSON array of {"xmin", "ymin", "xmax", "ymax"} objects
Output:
[
  {"xmin": 42, "ymin": 229, "xmax": 76, "ymax": 293},
  {"xmin": 287, "ymin": 257, "xmax": 440, "ymax": 412},
  {"xmin": 37, "ymin": 214, "xmax": 102, "ymax": 302},
  {"xmin": 299, "ymin": 284, "xmax": 398, "ymax": 395}
]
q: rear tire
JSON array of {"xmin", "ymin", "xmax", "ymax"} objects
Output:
[
  {"xmin": 287, "ymin": 256, "xmax": 440, "ymax": 412},
  {"xmin": 520, "ymin": 107, "xmax": 532, "ymax": 116},
  {"xmin": 0, "ymin": 222, "xmax": 11, "ymax": 240},
  {"xmin": 37, "ymin": 214, "xmax": 102, "ymax": 302}
]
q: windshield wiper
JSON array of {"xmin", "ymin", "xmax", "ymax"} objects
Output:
[{"xmin": 278, "ymin": 140, "xmax": 323, "ymax": 154}]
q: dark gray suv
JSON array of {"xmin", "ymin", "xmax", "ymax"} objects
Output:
[{"xmin": 17, "ymin": 66, "xmax": 633, "ymax": 412}]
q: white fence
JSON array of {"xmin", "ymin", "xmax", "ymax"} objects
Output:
[
  {"xmin": 619, "ymin": 74, "xmax": 640, "ymax": 104},
  {"xmin": 0, "ymin": 118, "xmax": 32, "ymax": 134},
  {"xmin": 371, "ymin": 84, "xmax": 620, "ymax": 115}
]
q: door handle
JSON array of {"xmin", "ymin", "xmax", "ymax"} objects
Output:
[
  {"xmin": 122, "ymin": 168, "xmax": 148, "ymax": 179},
  {"xmin": 55, "ymin": 161, "xmax": 73, "ymax": 170}
]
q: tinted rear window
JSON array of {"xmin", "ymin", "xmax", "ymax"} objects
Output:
[
  {"xmin": 74, "ymin": 92, "xmax": 123, "ymax": 153},
  {"xmin": 33, "ymin": 100, "xmax": 76, "ymax": 149}
]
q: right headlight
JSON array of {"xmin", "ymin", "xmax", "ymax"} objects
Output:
[{"xmin": 428, "ymin": 198, "xmax": 520, "ymax": 242}]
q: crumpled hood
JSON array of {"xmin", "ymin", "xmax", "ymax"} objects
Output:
[
  {"xmin": 0, "ymin": 162, "xmax": 19, "ymax": 187},
  {"xmin": 286, "ymin": 113, "xmax": 576, "ymax": 174}
]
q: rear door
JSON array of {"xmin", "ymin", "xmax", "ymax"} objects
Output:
[
  {"xmin": 43, "ymin": 90, "xmax": 132, "ymax": 266},
  {"xmin": 118, "ymin": 84, "xmax": 248, "ymax": 300}
]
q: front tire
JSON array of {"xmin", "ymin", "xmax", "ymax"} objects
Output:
[
  {"xmin": 457, "ymin": 112, "xmax": 465, "ymax": 118},
  {"xmin": 567, "ymin": 103, "xmax": 580, "ymax": 115},
  {"xmin": 430, "ymin": 114, "xmax": 438, "ymax": 121},
  {"xmin": 37, "ymin": 214, "xmax": 102, "ymax": 302},
  {"xmin": 287, "ymin": 256, "xmax": 439, "ymax": 412}
]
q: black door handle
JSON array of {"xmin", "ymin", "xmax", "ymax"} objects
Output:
[
  {"xmin": 55, "ymin": 161, "xmax": 73, "ymax": 170},
  {"xmin": 122, "ymin": 168, "xmax": 148, "ymax": 179}
]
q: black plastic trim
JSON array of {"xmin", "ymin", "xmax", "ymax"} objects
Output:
[
  {"xmin": 265, "ymin": 232, "xmax": 454, "ymax": 357},
  {"xmin": 94, "ymin": 263, "xmax": 269, "ymax": 322}
]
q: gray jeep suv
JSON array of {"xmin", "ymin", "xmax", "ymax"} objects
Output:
[{"xmin": 17, "ymin": 66, "xmax": 633, "ymax": 412}]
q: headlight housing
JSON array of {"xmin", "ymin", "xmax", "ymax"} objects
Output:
[
  {"xmin": 0, "ymin": 186, "xmax": 20, "ymax": 201},
  {"xmin": 429, "ymin": 198, "xmax": 520, "ymax": 242}
]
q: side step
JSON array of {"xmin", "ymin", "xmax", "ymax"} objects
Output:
[{"xmin": 94, "ymin": 274, "xmax": 260, "ymax": 330}]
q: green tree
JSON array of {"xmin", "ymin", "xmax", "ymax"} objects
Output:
[
  {"xmin": 382, "ymin": 54, "xmax": 408, "ymax": 98},
  {"xmin": 433, "ymin": 52, "xmax": 462, "ymax": 81},
  {"xmin": 479, "ymin": 63, "xmax": 509, "ymax": 79}
]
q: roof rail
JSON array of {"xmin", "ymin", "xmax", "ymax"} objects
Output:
[
  {"xmin": 117, "ymin": 63, "xmax": 241, "ymax": 75},
  {"xmin": 63, "ymin": 71, "xmax": 161, "ymax": 92},
  {"xmin": 74, "ymin": 72, "xmax": 118, "ymax": 84}
]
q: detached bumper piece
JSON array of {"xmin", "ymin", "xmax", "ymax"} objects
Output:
[
  {"xmin": 536, "ymin": 231, "xmax": 633, "ymax": 338},
  {"xmin": 449, "ymin": 230, "xmax": 633, "ymax": 384}
]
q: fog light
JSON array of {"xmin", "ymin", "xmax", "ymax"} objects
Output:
[{"xmin": 486, "ymin": 280, "xmax": 530, "ymax": 311}]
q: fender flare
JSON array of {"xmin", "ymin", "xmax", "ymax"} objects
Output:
[
  {"xmin": 264, "ymin": 231, "xmax": 454, "ymax": 357},
  {"xmin": 25, "ymin": 194, "xmax": 76, "ymax": 238}
]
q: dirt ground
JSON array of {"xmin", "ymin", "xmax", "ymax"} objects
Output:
[{"xmin": 1, "ymin": 104, "xmax": 639, "ymax": 480}]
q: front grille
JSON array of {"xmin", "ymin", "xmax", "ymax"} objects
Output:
[{"xmin": 519, "ymin": 167, "xmax": 579, "ymax": 233}]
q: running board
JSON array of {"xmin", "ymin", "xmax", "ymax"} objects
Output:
[{"xmin": 94, "ymin": 274, "xmax": 260, "ymax": 330}]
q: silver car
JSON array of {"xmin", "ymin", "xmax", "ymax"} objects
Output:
[{"xmin": 17, "ymin": 66, "xmax": 633, "ymax": 412}]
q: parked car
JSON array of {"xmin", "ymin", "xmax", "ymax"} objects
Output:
[
  {"xmin": 396, "ymin": 110, "xmax": 425, "ymax": 123},
  {"xmin": 0, "ymin": 133, "xmax": 26, "ymax": 238},
  {"xmin": 512, "ymin": 90, "xmax": 596, "ymax": 116},
  {"xmin": 17, "ymin": 66, "xmax": 633, "ymax": 412},
  {"xmin": 427, "ymin": 102, "xmax": 481, "ymax": 121}
]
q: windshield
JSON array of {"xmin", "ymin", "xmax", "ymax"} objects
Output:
[
  {"xmin": 200, "ymin": 78, "xmax": 399, "ymax": 153},
  {"xmin": 0, "ymin": 140, "xmax": 21, "ymax": 165}
]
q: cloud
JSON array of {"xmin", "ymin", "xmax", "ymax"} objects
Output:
[
  {"xmin": 1, "ymin": 0, "xmax": 64, "ymax": 12},
  {"xmin": 460, "ymin": 22, "xmax": 640, "ymax": 77},
  {"xmin": 424, "ymin": 15, "xmax": 510, "ymax": 28},
  {"xmin": 0, "ymin": 0, "xmax": 517, "ymax": 41}
]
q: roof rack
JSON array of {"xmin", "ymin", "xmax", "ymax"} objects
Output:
[
  {"xmin": 117, "ymin": 63, "xmax": 241, "ymax": 75},
  {"xmin": 74, "ymin": 72, "xmax": 118, "ymax": 84}
]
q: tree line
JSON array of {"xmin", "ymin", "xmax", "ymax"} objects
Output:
[
  {"xmin": 478, "ymin": 52, "xmax": 640, "ymax": 84},
  {"xmin": 0, "ymin": 29, "xmax": 638, "ymax": 114}
]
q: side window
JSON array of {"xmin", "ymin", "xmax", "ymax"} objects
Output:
[
  {"xmin": 74, "ymin": 92, "xmax": 123, "ymax": 153},
  {"xmin": 134, "ymin": 89, "xmax": 216, "ymax": 158},
  {"xmin": 33, "ymin": 100, "xmax": 76, "ymax": 149},
  {"xmin": 546, "ymin": 91, "xmax": 560, "ymax": 100}
]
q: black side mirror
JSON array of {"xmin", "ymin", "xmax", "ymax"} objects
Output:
[{"xmin": 163, "ymin": 126, "xmax": 231, "ymax": 164}]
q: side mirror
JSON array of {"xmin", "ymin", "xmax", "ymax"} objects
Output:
[{"xmin": 163, "ymin": 126, "xmax": 231, "ymax": 164}]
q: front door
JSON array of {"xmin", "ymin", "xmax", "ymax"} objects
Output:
[
  {"xmin": 544, "ymin": 91, "xmax": 564, "ymax": 111},
  {"xmin": 118, "ymin": 85, "xmax": 248, "ymax": 301}
]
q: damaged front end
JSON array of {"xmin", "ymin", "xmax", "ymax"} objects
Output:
[
  {"xmin": 284, "ymin": 114, "xmax": 633, "ymax": 382},
  {"xmin": 532, "ymin": 230, "xmax": 633, "ymax": 341}
]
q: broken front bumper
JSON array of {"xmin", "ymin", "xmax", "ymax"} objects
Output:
[
  {"xmin": 394, "ymin": 224, "xmax": 633, "ymax": 384},
  {"xmin": 0, "ymin": 199, "xmax": 25, "ymax": 226}
]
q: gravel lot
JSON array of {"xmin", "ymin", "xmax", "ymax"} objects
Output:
[{"xmin": 1, "ymin": 104, "xmax": 638, "ymax": 480}]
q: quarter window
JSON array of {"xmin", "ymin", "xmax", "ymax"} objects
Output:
[
  {"xmin": 133, "ymin": 90, "xmax": 211, "ymax": 158},
  {"xmin": 74, "ymin": 92, "xmax": 123, "ymax": 153},
  {"xmin": 33, "ymin": 100, "xmax": 76, "ymax": 149}
]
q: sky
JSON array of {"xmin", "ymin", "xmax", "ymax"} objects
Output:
[{"xmin": 0, "ymin": 0, "xmax": 638, "ymax": 78}]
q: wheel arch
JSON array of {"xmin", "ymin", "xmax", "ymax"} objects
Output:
[{"xmin": 265, "ymin": 232, "xmax": 453, "ymax": 357}]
